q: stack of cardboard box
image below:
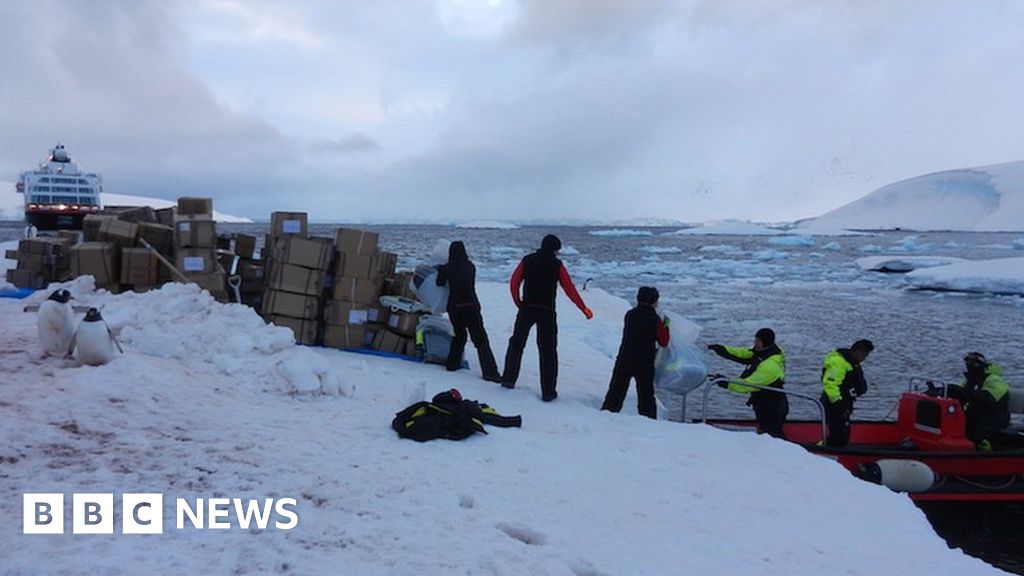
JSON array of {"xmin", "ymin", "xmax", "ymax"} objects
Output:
[
  {"xmin": 173, "ymin": 197, "xmax": 226, "ymax": 300},
  {"xmin": 5, "ymin": 236, "xmax": 74, "ymax": 289},
  {"xmin": 322, "ymin": 228, "xmax": 383, "ymax": 350},
  {"xmin": 260, "ymin": 212, "xmax": 328, "ymax": 345}
]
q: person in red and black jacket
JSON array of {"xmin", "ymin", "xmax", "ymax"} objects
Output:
[
  {"xmin": 501, "ymin": 234, "xmax": 593, "ymax": 401},
  {"xmin": 436, "ymin": 241, "xmax": 501, "ymax": 382},
  {"xmin": 600, "ymin": 286, "xmax": 670, "ymax": 419}
]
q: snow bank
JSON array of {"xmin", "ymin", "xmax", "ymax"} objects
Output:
[
  {"xmin": 666, "ymin": 220, "xmax": 788, "ymax": 236},
  {"xmin": 455, "ymin": 220, "xmax": 520, "ymax": 229},
  {"xmin": 589, "ymin": 229, "xmax": 653, "ymax": 237},
  {"xmin": 904, "ymin": 256, "xmax": 1024, "ymax": 296}
]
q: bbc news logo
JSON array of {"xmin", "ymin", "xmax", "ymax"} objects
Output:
[{"xmin": 23, "ymin": 493, "xmax": 299, "ymax": 534}]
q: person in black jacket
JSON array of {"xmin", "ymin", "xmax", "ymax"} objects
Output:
[
  {"xmin": 436, "ymin": 241, "xmax": 501, "ymax": 382},
  {"xmin": 601, "ymin": 286, "xmax": 670, "ymax": 419},
  {"xmin": 501, "ymin": 234, "xmax": 593, "ymax": 401}
]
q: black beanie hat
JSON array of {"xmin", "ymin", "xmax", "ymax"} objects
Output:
[
  {"xmin": 755, "ymin": 328, "xmax": 775, "ymax": 347},
  {"xmin": 637, "ymin": 286, "xmax": 659, "ymax": 305},
  {"xmin": 541, "ymin": 234, "xmax": 562, "ymax": 252}
]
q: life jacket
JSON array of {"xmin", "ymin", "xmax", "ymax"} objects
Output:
[
  {"xmin": 521, "ymin": 250, "xmax": 562, "ymax": 308},
  {"xmin": 391, "ymin": 401, "xmax": 486, "ymax": 442}
]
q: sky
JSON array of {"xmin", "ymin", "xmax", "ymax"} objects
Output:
[{"xmin": 2, "ymin": 0, "xmax": 1023, "ymax": 223}]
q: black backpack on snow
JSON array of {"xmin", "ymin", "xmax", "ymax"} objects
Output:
[{"xmin": 391, "ymin": 401, "xmax": 486, "ymax": 442}]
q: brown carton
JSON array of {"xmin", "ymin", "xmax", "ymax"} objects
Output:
[
  {"xmin": 4, "ymin": 250, "xmax": 17, "ymax": 260},
  {"xmin": 237, "ymin": 260, "xmax": 265, "ymax": 294},
  {"xmin": 137, "ymin": 222, "xmax": 175, "ymax": 256},
  {"xmin": 331, "ymin": 275, "xmax": 381, "ymax": 304},
  {"xmin": 176, "ymin": 248, "xmax": 217, "ymax": 275},
  {"xmin": 174, "ymin": 216, "xmax": 217, "ymax": 249},
  {"xmin": 18, "ymin": 238, "xmax": 62, "ymax": 256},
  {"xmin": 235, "ymin": 234, "xmax": 258, "ymax": 260},
  {"xmin": 323, "ymin": 324, "xmax": 367, "ymax": 350},
  {"xmin": 115, "ymin": 206, "xmax": 156, "ymax": 223},
  {"xmin": 372, "ymin": 330, "xmax": 406, "ymax": 354},
  {"xmin": 97, "ymin": 218, "xmax": 139, "ymax": 247},
  {"xmin": 177, "ymin": 197, "xmax": 213, "ymax": 216},
  {"xmin": 377, "ymin": 251, "xmax": 398, "ymax": 276},
  {"xmin": 367, "ymin": 304, "xmax": 390, "ymax": 325},
  {"xmin": 83, "ymin": 214, "xmax": 116, "ymax": 242},
  {"xmin": 187, "ymin": 271, "xmax": 228, "ymax": 300},
  {"xmin": 71, "ymin": 242, "xmax": 119, "ymax": 286},
  {"xmin": 267, "ymin": 263, "xmax": 327, "ymax": 296},
  {"xmin": 323, "ymin": 300, "xmax": 370, "ymax": 326},
  {"xmin": 6, "ymin": 269, "xmax": 47, "ymax": 289},
  {"xmin": 337, "ymin": 252, "xmax": 380, "ymax": 280},
  {"xmin": 383, "ymin": 272, "xmax": 416, "ymax": 299},
  {"xmin": 120, "ymin": 248, "xmax": 160, "ymax": 285},
  {"xmin": 262, "ymin": 290, "xmax": 321, "ymax": 319},
  {"xmin": 335, "ymin": 227, "xmax": 378, "ymax": 256},
  {"xmin": 266, "ymin": 315, "xmax": 319, "ymax": 345},
  {"xmin": 155, "ymin": 206, "xmax": 177, "ymax": 227},
  {"xmin": 272, "ymin": 236, "xmax": 334, "ymax": 270},
  {"xmin": 56, "ymin": 230, "xmax": 82, "ymax": 245},
  {"xmin": 388, "ymin": 310, "xmax": 422, "ymax": 337},
  {"xmin": 271, "ymin": 212, "xmax": 308, "ymax": 238}
]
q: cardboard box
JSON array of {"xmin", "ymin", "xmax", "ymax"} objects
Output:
[
  {"xmin": 71, "ymin": 242, "xmax": 119, "ymax": 286},
  {"xmin": 97, "ymin": 218, "xmax": 139, "ymax": 247},
  {"xmin": 335, "ymin": 227, "xmax": 378, "ymax": 256},
  {"xmin": 5, "ymin": 269, "xmax": 47, "ymax": 289},
  {"xmin": 372, "ymin": 329, "xmax": 406, "ymax": 354},
  {"xmin": 155, "ymin": 206, "xmax": 176, "ymax": 227},
  {"xmin": 120, "ymin": 248, "xmax": 160, "ymax": 286},
  {"xmin": 266, "ymin": 315, "xmax": 319, "ymax": 345},
  {"xmin": 235, "ymin": 234, "xmax": 257, "ymax": 260},
  {"xmin": 323, "ymin": 324, "xmax": 367, "ymax": 350},
  {"xmin": 383, "ymin": 272, "xmax": 416, "ymax": 299},
  {"xmin": 18, "ymin": 238, "xmax": 62, "ymax": 256},
  {"xmin": 115, "ymin": 206, "xmax": 156, "ymax": 223},
  {"xmin": 331, "ymin": 275, "xmax": 381, "ymax": 304},
  {"xmin": 4, "ymin": 250, "xmax": 17, "ymax": 260},
  {"xmin": 176, "ymin": 248, "xmax": 217, "ymax": 275},
  {"xmin": 237, "ymin": 260, "xmax": 265, "ymax": 294},
  {"xmin": 267, "ymin": 263, "xmax": 327, "ymax": 296},
  {"xmin": 83, "ymin": 214, "xmax": 117, "ymax": 242},
  {"xmin": 323, "ymin": 300, "xmax": 370, "ymax": 326},
  {"xmin": 377, "ymin": 251, "xmax": 398, "ymax": 276},
  {"xmin": 177, "ymin": 197, "xmax": 213, "ymax": 216},
  {"xmin": 56, "ymin": 230, "xmax": 82, "ymax": 245},
  {"xmin": 187, "ymin": 271, "xmax": 227, "ymax": 300},
  {"xmin": 262, "ymin": 290, "xmax": 321, "ymax": 319},
  {"xmin": 403, "ymin": 337, "xmax": 419, "ymax": 358},
  {"xmin": 137, "ymin": 222, "xmax": 175, "ymax": 256},
  {"xmin": 174, "ymin": 216, "xmax": 217, "ymax": 249},
  {"xmin": 271, "ymin": 212, "xmax": 308, "ymax": 238},
  {"xmin": 388, "ymin": 310, "xmax": 422, "ymax": 337},
  {"xmin": 241, "ymin": 292, "xmax": 263, "ymax": 311},
  {"xmin": 272, "ymin": 236, "xmax": 334, "ymax": 270},
  {"xmin": 337, "ymin": 252, "xmax": 380, "ymax": 280}
]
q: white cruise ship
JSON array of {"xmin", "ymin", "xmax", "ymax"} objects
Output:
[{"xmin": 17, "ymin": 143, "xmax": 103, "ymax": 230}]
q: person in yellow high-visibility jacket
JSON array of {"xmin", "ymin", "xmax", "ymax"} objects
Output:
[
  {"xmin": 820, "ymin": 340, "xmax": 874, "ymax": 447},
  {"xmin": 707, "ymin": 328, "xmax": 787, "ymax": 438}
]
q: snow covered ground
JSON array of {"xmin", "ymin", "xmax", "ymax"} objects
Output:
[
  {"xmin": 0, "ymin": 265, "xmax": 1009, "ymax": 574},
  {"xmin": 905, "ymin": 257, "xmax": 1024, "ymax": 296}
]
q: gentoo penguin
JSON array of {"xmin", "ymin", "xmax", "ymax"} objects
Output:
[
  {"xmin": 71, "ymin": 308, "xmax": 120, "ymax": 366},
  {"xmin": 37, "ymin": 289, "xmax": 75, "ymax": 358}
]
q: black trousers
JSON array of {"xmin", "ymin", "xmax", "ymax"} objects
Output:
[
  {"xmin": 823, "ymin": 396, "xmax": 852, "ymax": 447},
  {"xmin": 601, "ymin": 358, "xmax": 656, "ymax": 419},
  {"xmin": 750, "ymin": 392, "xmax": 789, "ymax": 438},
  {"xmin": 502, "ymin": 307, "xmax": 558, "ymax": 399},
  {"xmin": 447, "ymin": 306, "xmax": 499, "ymax": 379}
]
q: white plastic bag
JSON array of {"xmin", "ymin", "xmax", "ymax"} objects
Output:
[{"xmin": 654, "ymin": 311, "xmax": 707, "ymax": 395}]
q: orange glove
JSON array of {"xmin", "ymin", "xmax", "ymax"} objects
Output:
[{"xmin": 583, "ymin": 307, "xmax": 594, "ymax": 320}]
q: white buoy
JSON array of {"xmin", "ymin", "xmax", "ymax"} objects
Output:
[
  {"xmin": 858, "ymin": 459, "xmax": 937, "ymax": 493},
  {"xmin": 37, "ymin": 289, "xmax": 75, "ymax": 357},
  {"xmin": 71, "ymin": 308, "xmax": 118, "ymax": 366}
]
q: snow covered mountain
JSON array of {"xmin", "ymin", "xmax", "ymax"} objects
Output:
[{"xmin": 806, "ymin": 161, "xmax": 1024, "ymax": 232}]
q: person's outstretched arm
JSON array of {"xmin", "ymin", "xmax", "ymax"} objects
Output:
[{"xmin": 558, "ymin": 265, "xmax": 592, "ymax": 318}]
